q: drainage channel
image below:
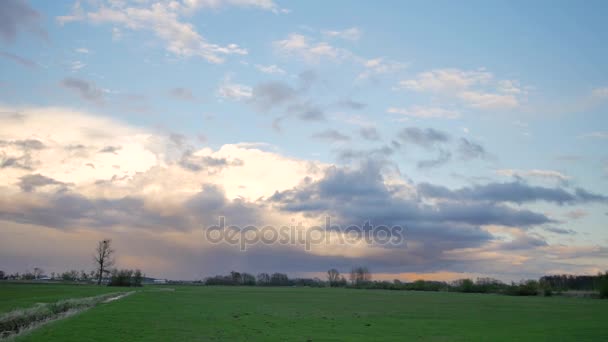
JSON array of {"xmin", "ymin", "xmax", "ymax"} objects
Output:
[{"xmin": 0, "ymin": 291, "xmax": 134, "ymax": 340}]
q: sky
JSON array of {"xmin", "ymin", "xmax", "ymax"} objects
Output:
[{"xmin": 0, "ymin": 0, "xmax": 607, "ymax": 282}]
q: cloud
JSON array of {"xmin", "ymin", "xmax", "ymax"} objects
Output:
[
  {"xmin": 321, "ymin": 27, "xmax": 361, "ymax": 41},
  {"xmin": 359, "ymin": 127, "xmax": 380, "ymax": 141},
  {"xmin": 580, "ymin": 131, "xmax": 608, "ymax": 139},
  {"xmin": 418, "ymin": 181, "xmax": 607, "ymax": 205},
  {"xmin": 170, "ymin": 87, "xmax": 196, "ymax": 101},
  {"xmin": 458, "ymin": 91, "xmax": 518, "ymax": 109},
  {"xmin": 254, "ymin": 64, "xmax": 286, "ymax": 74},
  {"xmin": 18, "ymin": 174, "xmax": 66, "ymax": 192},
  {"xmin": 182, "ymin": 0, "xmax": 284, "ymax": 13},
  {"xmin": 273, "ymin": 33, "xmax": 351, "ymax": 63},
  {"xmin": 217, "ymin": 75, "xmax": 252, "ymax": 101},
  {"xmin": 0, "ymin": 51, "xmax": 38, "ymax": 68},
  {"xmin": 496, "ymin": 169, "xmax": 570, "ymax": 183},
  {"xmin": 397, "ymin": 127, "xmax": 451, "ymax": 148},
  {"xmin": 357, "ymin": 57, "xmax": 407, "ymax": 80},
  {"xmin": 1, "ymin": 105, "xmax": 606, "ymax": 280},
  {"xmin": 591, "ymin": 87, "xmax": 608, "ymax": 99},
  {"xmin": 70, "ymin": 60, "xmax": 86, "ymax": 71},
  {"xmin": 75, "ymin": 47, "xmax": 90, "ymax": 54},
  {"xmin": 418, "ymin": 149, "xmax": 451, "ymax": 169},
  {"xmin": 337, "ymin": 99, "xmax": 367, "ymax": 110},
  {"xmin": 398, "ymin": 68, "xmax": 522, "ymax": 110},
  {"xmin": 99, "ymin": 145, "xmax": 122, "ymax": 154},
  {"xmin": 388, "ymin": 106, "xmax": 460, "ymax": 119},
  {"xmin": 60, "ymin": 77, "xmax": 104, "ymax": 103},
  {"xmin": 57, "ymin": 1, "xmax": 248, "ymax": 64},
  {"xmin": 250, "ymin": 81, "xmax": 297, "ymax": 111},
  {"xmin": 311, "ymin": 129, "xmax": 351, "ymax": 142},
  {"xmin": 457, "ymin": 138, "xmax": 487, "ymax": 160},
  {"xmin": 564, "ymin": 209, "xmax": 587, "ymax": 220},
  {"xmin": 543, "ymin": 227, "xmax": 577, "ymax": 235},
  {"xmin": 0, "ymin": 0, "xmax": 47, "ymax": 43}
]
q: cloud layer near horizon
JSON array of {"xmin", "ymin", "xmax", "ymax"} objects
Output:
[{"xmin": 1, "ymin": 106, "xmax": 606, "ymax": 281}]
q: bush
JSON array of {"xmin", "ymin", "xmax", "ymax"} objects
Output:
[
  {"xmin": 108, "ymin": 269, "xmax": 143, "ymax": 287},
  {"xmin": 599, "ymin": 278, "xmax": 608, "ymax": 299}
]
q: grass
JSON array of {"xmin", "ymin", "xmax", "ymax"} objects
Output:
[
  {"xmin": 0, "ymin": 292, "xmax": 128, "ymax": 339},
  {"xmin": 3, "ymin": 285, "xmax": 607, "ymax": 341},
  {"xmin": 0, "ymin": 283, "xmax": 123, "ymax": 314}
]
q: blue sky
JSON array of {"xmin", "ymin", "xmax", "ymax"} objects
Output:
[{"xmin": 0, "ymin": 0, "xmax": 607, "ymax": 281}]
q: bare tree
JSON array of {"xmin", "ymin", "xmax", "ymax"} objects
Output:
[
  {"xmin": 350, "ymin": 266, "xmax": 371, "ymax": 287},
  {"xmin": 327, "ymin": 268, "xmax": 340, "ymax": 286},
  {"xmin": 94, "ymin": 239, "xmax": 115, "ymax": 285},
  {"xmin": 33, "ymin": 267, "xmax": 45, "ymax": 279}
]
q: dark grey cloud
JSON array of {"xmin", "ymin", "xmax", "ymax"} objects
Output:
[
  {"xmin": 0, "ymin": 0, "xmax": 47, "ymax": 43},
  {"xmin": 264, "ymin": 161, "xmax": 560, "ymax": 275},
  {"xmin": 250, "ymin": 81, "xmax": 297, "ymax": 111},
  {"xmin": 0, "ymin": 51, "xmax": 37, "ymax": 68},
  {"xmin": 359, "ymin": 127, "xmax": 380, "ymax": 141},
  {"xmin": 0, "ymin": 155, "xmax": 32, "ymax": 170},
  {"xmin": 457, "ymin": 138, "xmax": 487, "ymax": 160},
  {"xmin": 179, "ymin": 151, "xmax": 243, "ymax": 173},
  {"xmin": 99, "ymin": 145, "xmax": 121, "ymax": 154},
  {"xmin": 169, "ymin": 87, "xmax": 195, "ymax": 101},
  {"xmin": 0, "ymin": 183, "xmax": 261, "ymax": 233},
  {"xmin": 336, "ymin": 146, "xmax": 394, "ymax": 162},
  {"xmin": 337, "ymin": 99, "xmax": 366, "ymax": 110},
  {"xmin": 287, "ymin": 102, "xmax": 325, "ymax": 121},
  {"xmin": 18, "ymin": 174, "xmax": 66, "ymax": 192},
  {"xmin": 311, "ymin": 129, "xmax": 351, "ymax": 142},
  {"xmin": 397, "ymin": 127, "xmax": 451, "ymax": 148},
  {"xmin": 543, "ymin": 227, "xmax": 577, "ymax": 235},
  {"xmin": 418, "ymin": 181, "xmax": 608, "ymax": 205},
  {"xmin": 249, "ymin": 75, "xmax": 328, "ymax": 124},
  {"xmin": 498, "ymin": 233, "xmax": 548, "ymax": 250},
  {"xmin": 417, "ymin": 149, "xmax": 451, "ymax": 169},
  {"xmin": 574, "ymin": 188, "xmax": 608, "ymax": 203},
  {"xmin": 269, "ymin": 161, "xmax": 552, "ymax": 229},
  {"xmin": 297, "ymin": 70, "xmax": 317, "ymax": 92},
  {"xmin": 61, "ymin": 77, "xmax": 104, "ymax": 103},
  {"xmin": 0, "ymin": 139, "xmax": 44, "ymax": 150}
]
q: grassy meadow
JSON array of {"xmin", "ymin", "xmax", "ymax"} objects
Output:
[{"xmin": 1, "ymin": 283, "xmax": 607, "ymax": 341}]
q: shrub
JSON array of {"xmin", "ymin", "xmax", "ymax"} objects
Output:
[
  {"xmin": 108, "ymin": 269, "xmax": 143, "ymax": 287},
  {"xmin": 599, "ymin": 278, "xmax": 608, "ymax": 299}
]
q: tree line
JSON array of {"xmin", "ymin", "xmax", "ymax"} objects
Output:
[
  {"xmin": 0, "ymin": 239, "xmax": 143, "ymax": 287},
  {"xmin": 200, "ymin": 268, "xmax": 608, "ymax": 299}
]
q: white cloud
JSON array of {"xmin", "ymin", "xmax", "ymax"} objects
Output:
[
  {"xmin": 398, "ymin": 68, "xmax": 523, "ymax": 110},
  {"xmin": 357, "ymin": 57, "xmax": 407, "ymax": 80},
  {"xmin": 458, "ymin": 91, "xmax": 518, "ymax": 109},
  {"xmin": 75, "ymin": 47, "xmax": 90, "ymax": 54},
  {"xmin": 591, "ymin": 87, "xmax": 608, "ymax": 99},
  {"xmin": 0, "ymin": 105, "xmax": 324, "ymax": 201},
  {"xmin": 273, "ymin": 33, "xmax": 351, "ymax": 63},
  {"xmin": 321, "ymin": 27, "xmax": 361, "ymax": 41},
  {"xmin": 217, "ymin": 75, "xmax": 252, "ymax": 100},
  {"xmin": 400, "ymin": 68, "xmax": 492, "ymax": 93},
  {"xmin": 57, "ymin": 1, "xmax": 248, "ymax": 63},
  {"xmin": 70, "ymin": 60, "xmax": 86, "ymax": 71},
  {"xmin": 581, "ymin": 131, "xmax": 608, "ymax": 139},
  {"xmin": 387, "ymin": 106, "xmax": 460, "ymax": 119},
  {"xmin": 182, "ymin": 0, "xmax": 284, "ymax": 13},
  {"xmin": 254, "ymin": 64, "xmax": 286, "ymax": 74}
]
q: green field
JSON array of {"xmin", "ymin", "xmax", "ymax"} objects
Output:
[
  {"xmin": 2, "ymin": 284, "xmax": 607, "ymax": 341},
  {"xmin": 0, "ymin": 283, "xmax": 124, "ymax": 314}
]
